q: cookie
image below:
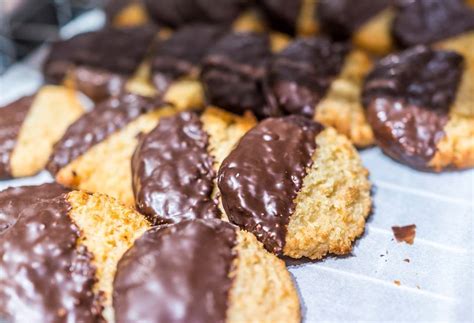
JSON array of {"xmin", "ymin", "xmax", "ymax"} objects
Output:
[
  {"xmin": 113, "ymin": 219, "xmax": 300, "ymax": 323},
  {"xmin": 47, "ymin": 93, "xmax": 175, "ymax": 205},
  {"xmin": 201, "ymin": 32, "xmax": 273, "ymax": 119},
  {"xmin": 264, "ymin": 37, "xmax": 375, "ymax": 147},
  {"xmin": 218, "ymin": 116, "xmax": 371, "ymax": 259},
  {"xmin": 0, "ymin": 184, "xmax": 150, "ymax": 322},
  {"xmin": 132, "ymin": 107, "xmax": 256, "ymax": 225},
  {"xmin": 0, "ymin": 86, "xmax": 85, "ymax": 179},
  {"xmin": 257, "ymin": 0, "xmax": 318, "ymax": 36},
  {"xmin": 43, "ymin": 26, "xmax": 157, "ymax": 102},
  {"xmin": 147, "ymin": 24, "xmax": 226, "ymax": 110},
  {"xmin": 363, "ymin": 45, "xmax": 473, "ymax": 171},
  {"xmin": 317, "ymin": 0, "xmax": 393, "ymax": 55},
  {"xmin": 392, "ymin": 0, "xmax": 474, "ymax": 48},
  {"xmin": 143, "ymin": 0, "xmax": 247, "ymax": 28},
  {"xmin": 104, "ymin": 0, "xmax": 149, "ymax": 27}
]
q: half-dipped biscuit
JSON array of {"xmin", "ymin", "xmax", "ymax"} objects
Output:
[
  {"xmin": 362, "ymin": 46, "xmax": 473, "ymax": 171},
  {"xmin": 317, "ymin": 0, "xmax": 394, "ymax": 55},
  {"xmin": 264, "ymin": 36, "xmax": 374, "ymax": 147},
  {"xmin": 0, "ymin": 86, "xmax": 85, "ymax": 179},
  {"xmin": 43, "ymin": 26, "xmax": 157, "ymax": 102},
  {"xmin": 47, "ymin": 93, "xmax": 175, "ymax": 205},
  {"xmin": 113, "ymin": 219, "xmax": 300, "ymax": 323},
  {"xmin": 132, "ymin": 107, "xmax": 256, "ymax": 224},
  {"xmin": 201, "ymin": 32, "xmax": 273, "ymax": 119},
  {"xmin": 0, "ymin": 183, "xmax": 150, "ymax": 322},
  {"xmin": 218, "ymin": 116, "xmax": 371, "ymax": 259}
]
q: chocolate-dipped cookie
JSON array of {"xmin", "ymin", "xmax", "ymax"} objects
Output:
[
  {"xmin": 132, "ymin": 107, "xmax": 256, "ymax": 225},
  {"xmin": 0, "ymin": 86, "xmax": 85, "ymax": 179},
  {"xmin": 0, "ymin": 184, "xmax": 150, "ymax": 322},
  {"xmin": 218, "ymin": 116, "xmax": 371, "ymax": 259},
  {"xmin": 257, "ymin": 0, "xmax": 318, "ymax": 36},
  {"xmin": 104, "ymin": 0, "xmax": 149, "ymax": 27},
  {"xmin": 363, "ymin": 46, "xmax": 474, "ymax": 171},
  {"xmin": 47, "ymin": 93, "xmax": 175, "ymax": 205},
  {"xmin": 392, "ymin": 0, "xmax": 474, "ymax": 48},
  {"xmin": 264, "ymin": 37, "xmax": 375, "ymax": 147},
  {"xmin": 143, "ymin": 0, "xmax": 247, "ymax": 28},
  {"xmin": 201, "ymin": 32, "xmax": 273, "ymax": 119},
  {"xmin": 43, "ymin": 26, "xmax": 157, "ymax": 102},
  {"xmin": 149, "ymin": 24, "xmax": 226, "ymax": 109},
  {"xmin": 113, "ymin": 219, "xmax": 300, "ymax": 323},
  {"xmin": 317, "ymin": 0, "xmax": 393, "ymax": 54}
]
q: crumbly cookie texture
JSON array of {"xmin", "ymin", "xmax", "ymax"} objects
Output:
[
  {"xmin": 284, "ymin": 127, "xmax": 371, "ymax": 259},
  {"xmin": 314, "ymin": 50, "xmax": 375, "ymax": 147},
  {"xmin": 112, "ymin": 2, "xmax": 149, "ymax": 27},
  {"xmin": 10, "ymin": 86, "xmax": 84, "ymax": 177},
  {"xmin": 353, "ymin": 7, "xmax": 395, "ymax": 55},
  {"xmin": 298, "ymin": 0, "xmax": 319, "ymax": 36},
  {"xmin": 56, "ymin": 108, "xmax": 175, "ymax": 206},
  {"xmin": 227, "ymin": 230, "xmax": 300, "ymax": 323},
  {"xmin": 67, "ymin": 190, "xmax": 150, "ymax": 321},
  {"xmin": 430, "ymin": 32, "xmax": 474, "ymax": 171}
]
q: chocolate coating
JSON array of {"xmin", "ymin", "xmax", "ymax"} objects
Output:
[
  {"xmin": 218, "ymin": 116, "xmax": 323, "ymax": 254},
  {"xmin": 264, "ymin": 37, "xmax": 349, "ymax": 118},
  {"xmin": 201, "ymin": 32, "xmax": 272, "ymax": 118},
  {"xmin": 151, "ymin": 24, "xmax": 226, "ymax": 92},
  {"xmin": 73, "ymin": 66, "xmax": 126, "ymax": 103},
  {"xmin": 47, "ymin": 93, "xmax": 162, "ymax": 175},
  {"xmin": 363, "ymin": 46, "xmax": 464, "ymax": 170},
  {"xmin": 0, "ymin": 95, "xmax": 34, "ymax": 179},
  {"xmin": 317, "ymin": 0, "xmax": 390, "ymax": 39},
  {"xmin": 257, "ymin": 0, "xmax": 302, "ymax": 35},
  {"xmin": 113, "ymin": 219, "xmax": 237, "ymax": 323},
  {"xmin": 143, "ymin": 0, "xmax": 246, "ymax": 28},
  {"xmin": 0, "ymin": 185, "xmax": 103, "ymax": 322},
  {"xmin": 392, "ymin": 0, "xmax": 474, "ymax": 48},
  {"xmin": 132, "ymin": 111, "xmax": 219, "ymax": 225},
  {"xmin": 0, "ymin": 183, "xmax": 70, "ymax": 234}
]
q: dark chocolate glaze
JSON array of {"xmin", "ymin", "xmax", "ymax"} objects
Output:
[
  {"xmin": 317, "ymin": 0, "xmax": 391, "ymax": 39},
  {"xmin": 392, "ymin": 0, "xmax": 474, "ymax": 48},
  {"xmin": 0, "ymin": 185, "xmax": 103, "ymax": 322},
  {"xmin": 363, "ymin": 46, "xmax": 464, "ymax": 170},
  {"xmin": 73, "ymin": 66, "xmax": 127, "ymax": 103},
  {"xmin": 132, "ymin": 111, "xmax": 219, "ymax": 225},
  {"xmin": 264, "ymin": 37, "xmax": 349, "ymax": 118},
  {"xmin": 47, "ymin": 93, "xmax": 162, "ymax": 175},
  {"xmin": 0, "ymin": 95, "xmax": 34, "ymax": 179},
  {"xmin": 0, "ymin": 183, "xmax": 70, "ymax": 235},
  {"xmin": 218, "ymin": 116, "xmax": 323, "ymax": 254},
  {"xmin": 143, "ymin": 0, "xmax": 246, "ymax": 28},
  {"xmin": 201, "ymin": 32, "xmax": 272, "ymax": 118},
  {"xmin": 151, "ymin": 24, "xmax": 226, "ymax": 92},
  {"xmin": 257, "ymin": 0, "xmax": 302, "ymax": 35},
  {"xmin": 113, "ymin": 219, "xmax": 237, "ymax": 323}
]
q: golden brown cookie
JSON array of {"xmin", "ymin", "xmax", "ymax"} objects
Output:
[
  {"xmin": 47, "ymin": 94, "xmax": 175, "ymax": 206},
  {"xmin": 131, "ymin": 107, "xmax": 256, "ymax": 224},
  {"xmin": 218, "ymin": 116, "xmax": 371, "ymax": 259},
  {"xmin": 362, "ymin": 45, "xmax": 473, "ymax": 171},
  {"xmin": 105, "ymin": 0, "xmax": 149, "ymax": 27},
  {"xmin": 112, "ymin": 219, "xmax": 300, "ymax": 323},
  {"xmin": 0, "ymin": 183, "xmax": 149, "ymax": 322},
  {"xmin": 0, "ymin": 86, "xmax": 85, "ymax": 179},
  {"xmin": 264, "ymin": 37, "xmax": 375, "ymax": 147}
]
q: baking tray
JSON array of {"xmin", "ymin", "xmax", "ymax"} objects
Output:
[{"xmin": 1, "ymin": 10, "xmax": 472, "ymax": 323}]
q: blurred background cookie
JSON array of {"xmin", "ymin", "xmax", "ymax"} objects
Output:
[
  {"xmin": 113, "ymin": 219, "xmax": 300, "ymax": 323},
  {"xmin": 47, "ymin": 93, "xmax": 175, "ymax": 205},
  {"xmin": 363, "ymin": 45, "xmax": 473, "ymax": 171},
  {"xmin": 0, "ymin": 86, "xmax": 85, "ymax": 179},
  {"xmin": 0, "ymin": 184, "xmax": 150, "ymax": 322},
  {"xmin": 132, "ymin": 107, "xmax": 256, "ymax": 224},
  {"xmin": 218, "ymin": 116, "xmax": 371, "ymax": 259}
]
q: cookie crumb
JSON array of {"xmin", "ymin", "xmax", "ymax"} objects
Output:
[
  {"xmin": 392, "ymin": 224, "xmax": 416, "ymax": 244},
  {"xmin": 403, "ymin": 258, "xmax": 410, "ymax": 263},
  {"xmin": 394, "ymin": 280, "xmax": 401, "ymax": 286}
]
